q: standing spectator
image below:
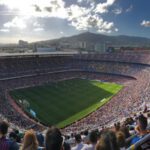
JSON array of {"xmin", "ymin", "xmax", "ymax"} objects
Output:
[
  {"xmin": 116, "ymin": 131, "xmax": 126, "ymax": 150},
  {"xmin": 9, "ymin": 132, "xmax": 19, "ymax": 150},
  {"xmin": 82, "ymin": 131, "xmax": 98, "ymax": 150},
  {"xmin": 45, "ymin": 127, "xmax": 63, "ymax": 150},
  {"xmin": 36, "ymin": 132, "xmax": 44, "ymax": 147},
  {"xmin": 96, "ymin": 130, "xmax": 119, "ymax": 150},
  {"xmin": 0, "ymin": 121, "xmax": 10, "ymax": 150},
  {"xmin": 72, "ymin": 134, "xmax": 86, "ymax": 150},
  {"xmin": 20, "ymin": 129, "xmax": 41, "ymax": 150}
]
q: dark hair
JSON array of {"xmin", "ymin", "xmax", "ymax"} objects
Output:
[
  {"xmin": 75, "ymin": 134, "xmax": 82, "ymax": 143},
  {"xmin": 0, "ymin": 121, "xmax": 9, "ymax": 135},
  {"xmin": 114, "ymin": 122, "xmax": 120, "ymax": 131},
  {"xmin": 9, "ymin": 132, "xmax": 18, "ymax": 140},
  {"xmin": 137, "ymin": 114, "xmax": 148, "ymax": 130},
  {"xmin": 96, "ymin": 130, "xmax": 119, "ymax": 150},
  {"xmin": 89, "ymin": 130, "xmax": 98, "ymax": 144},
  {"xmin": 45, "ymin": 127, "xmax": 63, "ymax": 150},
  {"xmin": 83, "ymin": 130, "xmax": 89, "ymax": 136},
  {"xmin": 63, "ymin": 142, "xmax": 71, "ymax": 150}
]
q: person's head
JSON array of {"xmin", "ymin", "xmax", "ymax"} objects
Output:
[
  {"xmin": 120, "ymin": 126, "xmax": 130, "ymax": 138},
  {"xmin": 89, "ymin": 130, "xmax": 98, "ymax": 145},
  {"xmin": 45, "ymin": 127, "xmax": 63, "ymax": 150},
  {"xmin": 75, "ymin": 134, "xmax": 82, "ymax": 143},
  {"xmin": 137, "ymin": 114, "xmax": 148, "ymax": 131},
  {"xmin": 116, "ymin": 131, "xmax": 126, "ymax": 148},
  {"xmin": 9, "ymin": 132, "xmax": 18, "ymax": 141},
  {"xmin": 22, "ymin": 129, "xmax": 38, "ymax": 150},
  {"xmin": 63, "ymin": 142, "xmax": 71, "ymax": 150},
  {"xmin": 114, "ymin": 122, "xmax": 120, "ymax": 132},
  {"xmin": 0, "ymin": 121, "xmax": 9, "ymax": 137},
  {"xmin": 96, "ymin": 130, "xmax": 119, "ymax": 150},
  {"xmin": 14, "ymin": 129, "xmax": 19, "ymax": 134}
]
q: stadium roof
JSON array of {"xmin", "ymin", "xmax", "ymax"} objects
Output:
[{"xmin": 0, "ymin": 51, "xmax": 79, "ymax": 58}]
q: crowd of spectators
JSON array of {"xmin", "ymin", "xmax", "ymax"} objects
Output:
[
  {"xmin": 74, "ymin": 52, "xmax": 150, "ymax": 65},
  {"xmin": 0, "ymin": 112, "xmax": 149, "ymax": 150},
  {"xmin": 0, "ymin": 52, "xmax": 150, "ymax": 149}
]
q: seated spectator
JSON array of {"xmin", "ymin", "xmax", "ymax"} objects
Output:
[
  {"xmin": 82, "ymin": 130, "xmax": 98, "ymax": 150},
  {"xmin": 72, "ymin": 134, "xmax": 86, "ymax": 150},
  {"xmin": 20, "ymin": 129, "xmax": 41, "ymax": 150},
  {"xmin": 9, "ymin": 132, "xmax": 19, "ymax": 150},
  {"xmin": 96, "ymin": 130, "xmax": 119, "ymax": 150},
  {"xmin": 45, "ymin": 127, "xmax": 63, "ymax": 150},
  {"xmin": 0, "ymin": 121, "xmax": 10, "ymax": 150}
]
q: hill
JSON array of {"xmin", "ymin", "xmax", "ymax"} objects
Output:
[{"xmin": 33, "ymin": 32, "xmax": 150, "ymax": 48}]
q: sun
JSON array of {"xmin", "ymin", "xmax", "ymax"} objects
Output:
[
  {"xmin": 0, "ymin": 0, "xmax": 41, "ymax": 16},
  {"xmin": 0, "ymin": 0, "xmax": 67, "ymax": 18}
]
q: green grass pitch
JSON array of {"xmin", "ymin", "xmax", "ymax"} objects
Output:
[{"xmin": 10, "ymin": 79, "xmax": 123, "ymax": 128}]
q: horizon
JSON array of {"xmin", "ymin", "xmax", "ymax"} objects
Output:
[
  {"xmin": 0, "ymin": 0, "xmax": 150, "ymax": 44},
  {"xmin": 1, "ymin": 31, "xmax": 150, "ymax": 45}
]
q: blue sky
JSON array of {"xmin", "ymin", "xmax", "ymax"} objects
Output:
[{"xmin": 0, "ymin": 0, "xmax": 150, "ymax": 43}]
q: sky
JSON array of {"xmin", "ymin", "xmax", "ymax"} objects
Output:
[{"xmin": 0, "ymin": 0, "xmax": 150, "ymax": 43}]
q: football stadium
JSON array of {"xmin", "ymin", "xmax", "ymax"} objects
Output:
[
  {"xmin": 0, "ymin": 0, "xmax": 150, "ymax": 149},
  {"xmin": 0, "ymin": 51, "xmax": 150, "ymax": 149}
]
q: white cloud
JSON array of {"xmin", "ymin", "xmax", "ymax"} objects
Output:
[
  {"xmin": 141, "ymin": 20, "xmax": 150, "ymax": 27},
  {"xmin": 115, "ymin": 28, "xmax": 119, "ymax": 32},
  {"xmin": 33, "ymin": 22, "xmax": 41, "ymax": 27},
  {"xmin": 77, "ymin": 0, "xmax": 95, "ymax": 4},
  {"xmin": 95, "ymin": 0, "xmax": 116, "ymax": 13},
  {"xmin": 0, "ymin": 0, "xmax": 118, "ymax": 34},
  {"xmin": 60, "ymin": 31, "xmax": 64, "ymax": 34},
  {"xmin": 126, "ymin": 5, "xmax": 133, "ymax": 12},
  {"xmin": 0, "ymin": 0, "xmax": 68, "ymax": 19},
  {"xmin": 66, "ymin": 3, "xmax": 117, "ymax": 33},
  {"xmin": 0, "ymin": 29, "xmax": 10, "ymax": 32},
  {"xmin": 4, "ymin": 16, "xmax": 27, "ymax": 29},
  {"xmin": 69, "ymin": 13, "xmax": 117, "ymax": 33},
  {"xmin": 67, "ymin": 5, "xmax": 90, "ymax": 21},
  {"xmin": 33, "ymin": 28, "xmax": 44, "ymax": 32},
  {"xmin": 112, "ymin": 8, "xmax": 122, "ymax": 15},
  {"xmin": 77, "ymin": 0, "xmax": 83, "ymax": 3}
]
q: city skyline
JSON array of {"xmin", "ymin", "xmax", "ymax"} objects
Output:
[{"xmin": 0, "ymin": 0, "xmax": 150, "ymax": 43}]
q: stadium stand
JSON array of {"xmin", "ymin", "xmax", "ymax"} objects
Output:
[{"xmin": 0, "ymin": 52, "xmax": 150, "ymax": 149}]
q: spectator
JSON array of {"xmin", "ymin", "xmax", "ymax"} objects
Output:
[
  {"xmin": 114, "ymin": 122, "xmax": 120, "ymax": 132},
  {"xmin": 36, "ymin": 132, "xmax": 44, "ymax": 147},
  {"xmin": 0, "ymin": 121, "xmax": 10, "ymax": 150},
  {"xmin": 131, "ymin": 114, "xmax": 149, "ymax": 145},
  {"xmin": 136, "ymin": 114, "xmax": 148, "ymax": 135},
  {"xmin": 82, "ymin": 130, "xmax": 98, "ymax": 150},
  {"xmin": 9, "ymin": 132, "xmax": 19, "ymax": 150},
  {"xmin": 14, "ymin": 129, "xmax": 21, "ymax": 143},
  {"xmin": 72, "ymin": 134, "xmax": 86, "ymax": 150},
  {"xmin": 45, "ymin": 127, "xmax": 63, "ymax": 150},
  {"xmin": 116, "ymin": 131, "xmax": 126, "ymax": 150},
  {"xmin": 20, "ymin": 129, "xmax": 40, "ymax": 150},
  {"xmin": 96, "ymin": 130, "xmax": 119, "ymax": 150},
  {"xmin": 64, "ymin": 142, "xmax": 71, "ymax": 150}
]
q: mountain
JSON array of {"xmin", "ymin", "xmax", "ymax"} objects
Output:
[{"xmin": 33, "ymin": 32, "xmax": 150, "ymax": 48}]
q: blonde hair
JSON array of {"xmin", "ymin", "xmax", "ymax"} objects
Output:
[
  {"xmin": 21, "ymin": 129, "xmax": 38, "ymax": 150},
  {"xmin": 116, "ymin": 131, "xmax": 125, "ymax": 148}
]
